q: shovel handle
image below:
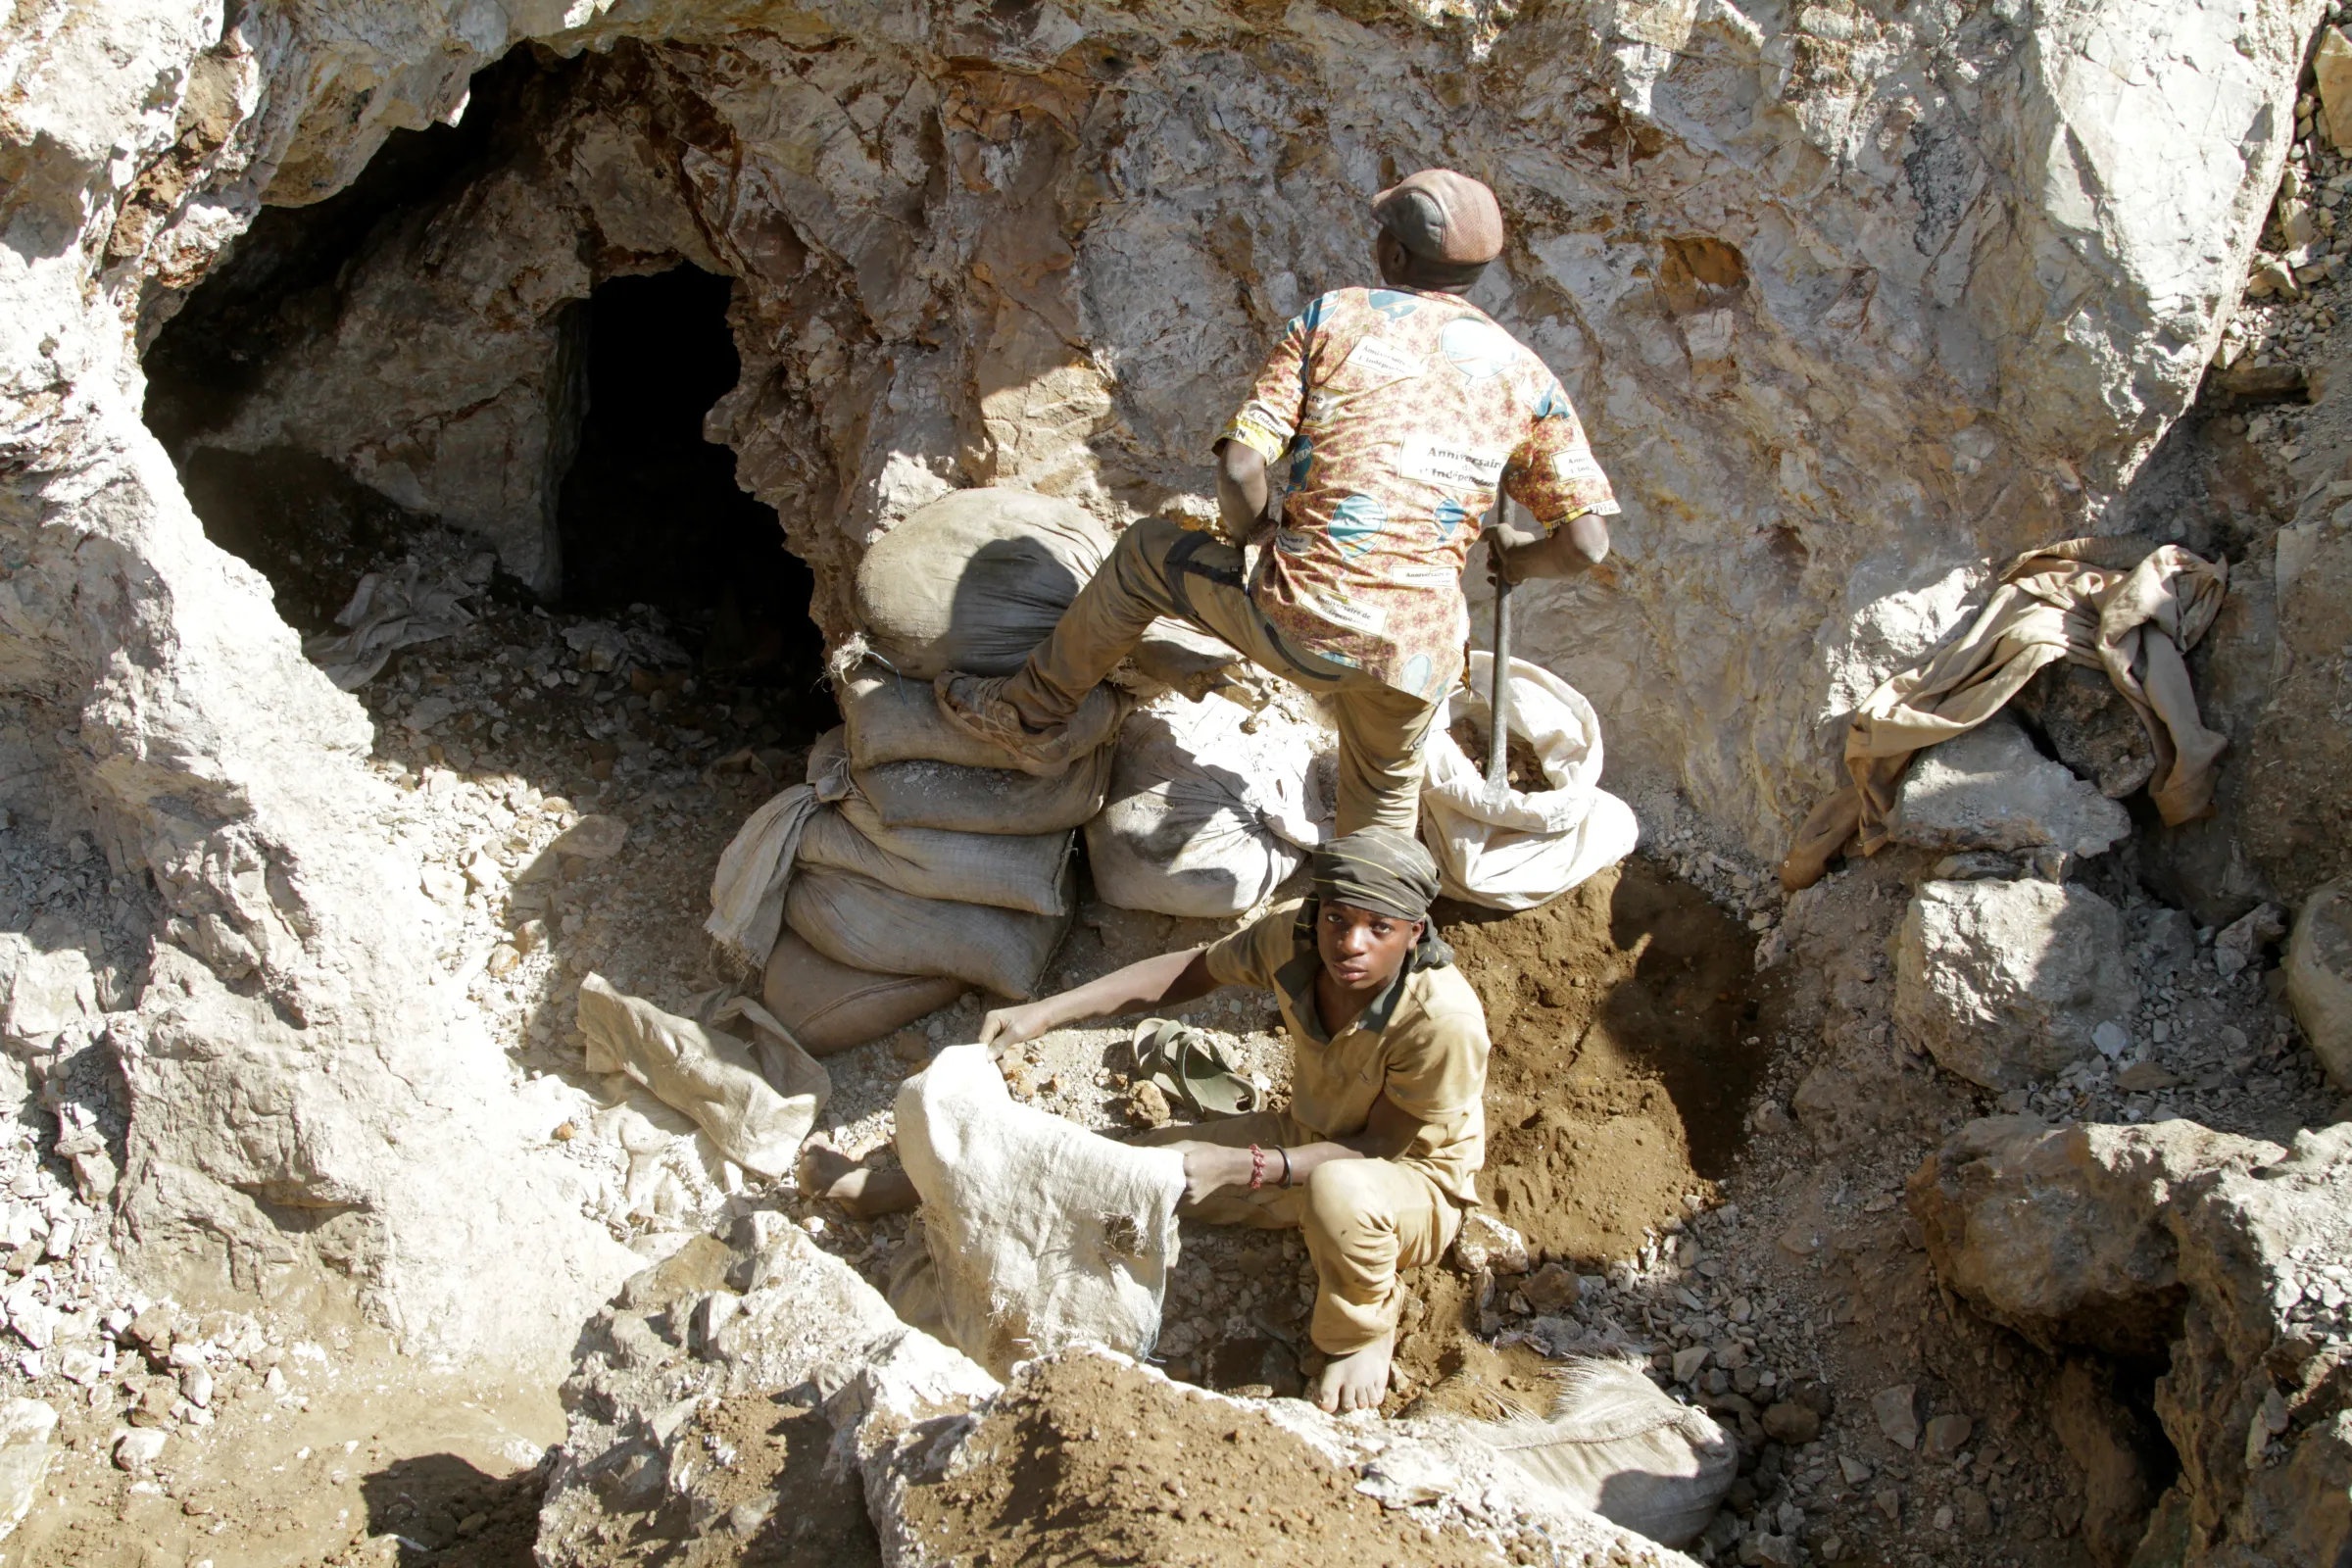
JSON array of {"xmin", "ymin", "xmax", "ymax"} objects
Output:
[{"xmin": 1488, "ymin": 534, "xmax": 1514, "ymax": 787}]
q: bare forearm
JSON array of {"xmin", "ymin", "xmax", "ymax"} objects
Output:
[
  {"xmin": 1215, "ymin": 440, "xmax": 1271, "ymax": 539},
  {"xmin": 1035, "ymin": 949, "xmax": 1211, "ymax": 1031},
  {"xmin": 1496, "ymin": 511, "xmax": 1610, "ymax": 582}
]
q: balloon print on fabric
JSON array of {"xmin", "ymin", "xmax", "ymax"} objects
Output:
[
  {"xmin": 1296, "ymin": 293, "xmax": 1337, "ymax": 334},
  {"xmin": 1328, "ymin": 494, "xmax": 1390, "ymax": 557},
  {"xmin": 1439, "ymin": 317, "xmax": 1514, "ymax": 380},
  {"xmin": 1368, "ymin": 289, "xmax": 1422, "ymax": 319},
  {"xmin": 1398, "ymin": 653, "xmax": 1435, "ymax": 700},
  {"xmin": 1526, "ymin": 375, "xmax": 1570, "ymax": 418},
  {"xmin": 1433, "ymin": 497, "xmax": 1472, "ymax": 539},
  {"xmin": 1289, "ymin": 434, "xmax": 1314, "ymax": 488}
]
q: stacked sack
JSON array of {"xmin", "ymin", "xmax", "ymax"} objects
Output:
[
  {"xmin": 1085, "ymin": 690, "xmax": 1332, "ymax": 918},
  {"xmin": 709, "ymin": 488, "xmax": 1131, "ymax": 1054}
]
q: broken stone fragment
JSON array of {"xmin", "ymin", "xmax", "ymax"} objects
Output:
[
  {"xmin": 1893, "ymin": 879, "xmax": 2139, "ymax": 1089},
  {"xmin": 2213, "ymin": 902, "xmax": 2286, "ymax": 981},
  {"xmin": 1872, "ymin": 1385, "xmax": 1919, "ymax": 1450},
  {"xmin": 0, "ymin": 1399, "xmax": 54, "ymax": 1542},
  {"xmin": 1450, "ymin": 1211, "xmax": 1532, "ymax": 1275},
  {"xmin": 113, "ymin": 1428, "xmax": 165, "ymax": 1472},
  {"xmin": 2319, "ymin": 25, "xmax": 2352, "ymax": 151},
  {"xmin": 551, "ymin": 814, "xmax": 630, "ymax": 859},
  {"xmin": 1886, "ymin": 712, "xmax": 2130, "ymax": 858},
  {"xmin": 2286, "ymin": 878, "xmax": 2352, "ymax": 1086},
  {"xmin": 1922, "ymin": 1411, "xmax": 1973, "ymax": 1457},
  {"xmin": 1761, "ymin": 1400, "xmax": 1820, "ymax": 1446}
]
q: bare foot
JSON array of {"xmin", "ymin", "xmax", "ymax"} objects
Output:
[
  {"xmin": 796, "ymin": 1140, "xmax": 918, "ymax": 1219},
  {"xmin": 1314, "ymin": 1330, "xmax": 1395, "ymax": 1414}
]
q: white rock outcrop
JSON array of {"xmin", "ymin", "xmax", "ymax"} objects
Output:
[
  {"xmin": 1893, "ymin": 878, "xmax": 2140, "ymax": 1090},
  {"xmin": 1886, "ymin": 712, "xmax": 2132, "ymax": 860}
]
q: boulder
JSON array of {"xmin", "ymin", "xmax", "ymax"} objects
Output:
[
  {"xmin": 1892, "ymin": 880, "xmax": 2140, "ymax": 1089},
  {"xmin": 2012, "ymin": 662, "xmax": 2157, "ymax": 800},
  {"xmin": 1909, "ymin": 1117, "xmax": 2352, "ymax": 1568},
  {"xmin": 2285, "ymin": 878, "xmax": 2352, "ymax": 1087},
  {"xmin": 1886, "ymin": 712, "xmax": 2132, "ymax": 858}
]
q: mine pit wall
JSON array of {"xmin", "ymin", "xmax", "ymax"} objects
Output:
[{"xmin": 0, "ymin": 0, "xmax": 2329, "ymax": 1371}]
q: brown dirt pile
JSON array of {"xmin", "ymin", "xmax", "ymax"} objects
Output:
[
  {"xmin": 1437, "ymin": 857, "xmax": 1764, "ymax": 1265},
  {"xmin": 893, "ymin": 1352, "xmax": 1517, "ymax": 1567}
]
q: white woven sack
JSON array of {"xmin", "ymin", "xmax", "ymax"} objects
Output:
[
  {"xmin": 785, "ymin": 864, "xmax": 1073, "ymax": 1000},
  {"xmin": 840, "ymin": 662, "xmax": 1126, "ymax": 773},
  {"xmin": 1421, "ymin": 652, "xmax": 1639, "ymax": 910},
  {"xmin": 1085, "ymin": 695, "xmax": 1330, "ymax": 918},
  {"xmin": 895, "ymin": 1044, "xmax": 1184, "ymax": 1379},
  {"xmin": 797, "ymin": 805, "xmax": 1074, "ymax": 917},
  {"xmin": 1464, "ymin": 1357, "xmax": 1737, "ymax": 1547}
]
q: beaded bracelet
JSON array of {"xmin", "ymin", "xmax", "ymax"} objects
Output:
[{"xmin": 1249, "ymin": 1143, "xmax": 1266, "ymax": 1190}]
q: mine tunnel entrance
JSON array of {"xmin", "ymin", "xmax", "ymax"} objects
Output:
[{"xmin": 554, "ymin": 265, "xmax": 825, "ymax": 719}]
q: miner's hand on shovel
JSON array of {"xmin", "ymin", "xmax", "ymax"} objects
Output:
[{"xmin": 1481, "ymin": 504, "xmax": 1614, "ymax": 800}]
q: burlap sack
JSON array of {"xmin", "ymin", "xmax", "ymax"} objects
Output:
[
  {"xmin": 1084, "ymin": 694, "xmax": 1328, "ymax": 918},
  {"xmin": 760, "ymin": 931, "xmax": 966, "ymax": 1056},
  {"xmin": 797, "ymin": 806, "xmax": 1074, "ymax": 917},
  {"xmin": 894, "ymin": 1045, "xmax": 1185, "ymax": 1379},
  {"xmin": 840, "ymin": 662, "xmax": 1125, "ymax": 772},
  {"xmin": 854, "ymin": 488, "xmax": 1112, "ymax": 680},
  {"xmin": 784, "ymin": 865, "xmax": 1074, "ymax": 1000}
]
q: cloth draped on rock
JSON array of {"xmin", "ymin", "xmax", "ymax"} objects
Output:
[{"xmin": 1780, "ymin": 538, "xmax": 2229, "ymax": 893}]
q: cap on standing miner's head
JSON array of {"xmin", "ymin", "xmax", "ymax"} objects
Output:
[{"xmin": 1372, "ymin": 169, "xmax": 1506, "ymax": 266}]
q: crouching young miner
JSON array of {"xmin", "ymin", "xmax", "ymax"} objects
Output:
[{"xmin": 801, "ymin": 826, "xmax": 1489, "ymax": 1415}]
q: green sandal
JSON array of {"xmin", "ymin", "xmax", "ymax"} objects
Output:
[{"xmin": 1131, "ymin": 1018, "xmax": 1260, "ymax": 1117}]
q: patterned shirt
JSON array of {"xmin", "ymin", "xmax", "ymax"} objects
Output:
[{"xmin": 1219, "ymin": 286, "xmax": 1618, "ymax": 700}]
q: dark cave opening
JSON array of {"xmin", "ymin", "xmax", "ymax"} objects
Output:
[
  {"xmin": 554, "ymin": 265, "xmax": 822, "ymax": 716},
  {"xmin": 137, "ymin": 48, "xmax": 832, "ymax": 734}
]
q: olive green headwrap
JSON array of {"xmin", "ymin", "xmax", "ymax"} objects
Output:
[{"xmin": 1309, "ymin": 826, "xmax": 1454, "ymax": 970}]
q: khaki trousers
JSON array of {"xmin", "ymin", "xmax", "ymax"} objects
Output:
[
  {"xmin": 999, "ymin": 517, "xmax": 1442, "ymax": 835},
  {"xmin": 1135, "ymin": 1110, "xmax": 1461, "ymax": 1356}
]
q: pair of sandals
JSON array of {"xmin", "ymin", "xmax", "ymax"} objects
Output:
[{"xmin": 1130, "ymin": 1018, "xmax": 1265, "ymax": 1117}]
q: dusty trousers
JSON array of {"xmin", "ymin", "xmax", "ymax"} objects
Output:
[
  {"xmin": 997, "ymin": 516, "xmax": 1441, "ymax": 835},
  {"xmin": 1136, "ymin": 1109, "xmax": 1460, "ymax": 1356}
]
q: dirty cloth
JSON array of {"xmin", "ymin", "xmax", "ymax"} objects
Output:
[
  {"xmin": 1782, "ymin": 539, "xmax": 2229, "ymax": 892},
  {"xmin": 1314, "ymin": 824, "xmax": 1442, "ymax": 921},
  {"xmin": 896, "ymin": 1045, "xmax": 1185, "ymax": 1380},
  {"xmin": 575, "ymin": 974, "xmax": 828, "ymax": 1180},
  {"xmin": 1457, "ymin": 1357, "xmax": 1737, "ymax": 1548},
  {"xmin": 1135, "ymin": 1109, "xmax": 1458, "ymax": 1357},
  {"xmin": 1204, "ymin": 899, "xmax": 1488, "ymax": 1204},
  {"xmin": 998, "ymin": 515, "xmax": 1442, "ymax": 834},
  {"xmin": 301, "ymin": 560, "xmax": 482, "ymax": 689}
]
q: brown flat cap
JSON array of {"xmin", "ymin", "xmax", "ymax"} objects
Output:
[{"xmin": 1373, "ymin": 169, "xmax": 1504, "ymax": 266}]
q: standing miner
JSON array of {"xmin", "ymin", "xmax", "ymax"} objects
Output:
[
  {"xmin": 932, "ymin": 168, "xmax": 1619, "ymax": 833},
  {"xmin": 802, "ymin": 827, "xmax": 1488, "ymax": 1414}
]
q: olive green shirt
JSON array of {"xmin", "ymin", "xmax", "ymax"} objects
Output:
[{"xmin": 1202, "ymin": 900, "xmax": 1488, "ymax": 1204}]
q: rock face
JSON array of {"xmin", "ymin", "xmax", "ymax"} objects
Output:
[
  {"xmin": 1892, "ymin": 879, "xmax": 2140, "ymax": 1090},
  {"xmin": 1886, "ymin": 711, "xmax": 2132, "ymax": 859},
  {"xmin": 0, "ymin": 0, "xmax": 2328, "ymax": 1365},
  {"xmin": 2012, "ymin": 662, "xmax": 2157, "ymax": 802},
  {"xmin": 1908, "ymin": 1117, "xmax": 2352, "ymax": 1568},
  {"xmin": 2285, "ymin": 877, "xmax": 2352, "ymax": 1087}
]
